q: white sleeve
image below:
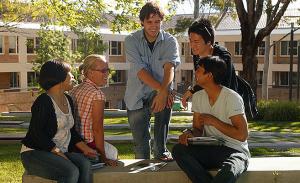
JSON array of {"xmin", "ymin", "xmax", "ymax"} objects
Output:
[{"xmin": 227, "ymin": 92, "xmax": 245, "ymax": 117}]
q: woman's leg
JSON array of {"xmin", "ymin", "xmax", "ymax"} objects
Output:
[
  {"xmin": 65, "ymin": 152, "xmax": 92, "ymax": 183},
  {"xmin": 21, "ymin": 150, "xmax": 79, "ymax": 183}
]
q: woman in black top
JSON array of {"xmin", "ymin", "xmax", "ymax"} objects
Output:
[
  {"xmin": 181, "ymin": 18, "xmax": 238, "ymax": 107},
  {"xmin": 21, "ymin": 60, "xmax": 96, "ymax": 183}
]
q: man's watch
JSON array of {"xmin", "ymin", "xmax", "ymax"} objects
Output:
[
  {"xmin": 182, "ymin": 128, "xmax": 193, "ymax": 134},
  {"xmin": 187, "ymin": 86, "xmax": 195, "ymax": 94}
]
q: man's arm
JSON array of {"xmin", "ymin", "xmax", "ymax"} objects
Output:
[
  {"xmin": 199, "ymin": 113, "xmax": 248, "ymax": 142},
  {"xmin": 150, "ymin": 62, "xmax": 175, "ymax": 112}
]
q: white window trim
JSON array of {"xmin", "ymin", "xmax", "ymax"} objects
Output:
[
  {"xmin": 8, "ymin": 36, "xmax": 18, "ymax": 55},
  {"xmin": 109, "ymin": 41, "xmax": 122, "ymax": 56},
  {"xmin": 280, "ymin": 41, "xmax": 299, "ymax": 57},
  {"xmin": 0, "ymin": 35, "xmax": 4, "ymax": 55}
]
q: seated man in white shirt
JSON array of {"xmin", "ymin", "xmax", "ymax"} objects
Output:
[{"xmin": 172, "ymin": 56, "xmax": 250, "ymax": 183}]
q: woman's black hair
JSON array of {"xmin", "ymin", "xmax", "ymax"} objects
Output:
[{"xmin": 39, "ymin": 60, "xmax": 71, "ymax": 90}]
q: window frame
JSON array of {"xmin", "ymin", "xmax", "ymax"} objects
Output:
[{"xmin": 109, "ymin": 41, "xmax": 122, "ymax": 56}]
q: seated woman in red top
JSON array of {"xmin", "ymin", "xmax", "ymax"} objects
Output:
[{"xmin": 70, "ymin": 54, "xmax": 118, "ymax": 166}]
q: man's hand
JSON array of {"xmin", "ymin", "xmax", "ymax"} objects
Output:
[
  {"xmin": 151, "ymin": 89, "xmax": 168, "ymax": 113},
  {"xmin": 178, "ymin": 131, "xmax": 194, "ymax": 146},
  {"xmin": 181, "ymin": 90, "xmax": 192, "ymax": 108},
  {"xmin": 199, "ymin": 113, "xmax": 219, "ymax": 126},
  {"xmin": 166, "ymin": 91, "xmax": 175, "ymax": 108}
]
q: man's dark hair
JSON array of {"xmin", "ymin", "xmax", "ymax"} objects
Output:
[
  {"xmin": 198, "ymin": 56, "xmax": 226, "ymax": 84},
  {"xmin": 39, "ymin": 60, "xmax": 71, "ymax": 90},
  {"xmin": 139, "ymin": 2, "xmax": 164, "ymax": 23},
  {"xmin": 188, "ymin": 18, "xmax": 214, "ymax": 44}
]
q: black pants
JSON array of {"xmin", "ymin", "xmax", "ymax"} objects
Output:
[{"xmin": 172, "ymin": 144, "xmax": 249, "ymax": 183}]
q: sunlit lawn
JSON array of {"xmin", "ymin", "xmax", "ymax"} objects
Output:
[
  {"xmin": 2, "ymin": 115, "xmax": 300, "ymax": 182},
  {"xmin": 2, "ymin": 141, "xmax": 300, "ymax": 183}
]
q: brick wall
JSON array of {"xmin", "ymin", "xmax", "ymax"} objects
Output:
[{"xmin": 0, "ymin": 91, "xmax": 38, "ymax": 112}]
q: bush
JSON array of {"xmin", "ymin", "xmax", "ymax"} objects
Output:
[{"xmin": 257, "ymin": 100, "xmax": 300, "ymax": 121}]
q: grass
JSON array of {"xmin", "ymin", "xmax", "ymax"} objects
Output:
[
  {"xmin": 2, "ymin": 115, "xmax": 300, "ymax": 182},
  {"xmin": 2, "ymin": 141, "xmax": 300, "ymax": 183},
  {"xmin": 248, "ymin": 121, "xmax": 300, "ymax": 133}
]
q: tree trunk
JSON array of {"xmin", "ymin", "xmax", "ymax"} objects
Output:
[
  {"xmin": 194, "ymin": 0, "xmax": 199, "ymax": 19},
  {"xmin": 262, "ymin": 35, "xmax": 271, "ymax": 99},
  {"xmin": 241, "ymin": 31, "xmax": 258, "ymax": 94}
]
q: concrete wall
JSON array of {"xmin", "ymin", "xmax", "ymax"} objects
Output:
[{"xmin": 0, "ymin": 90, "xmax": 38, "ymax": 112}]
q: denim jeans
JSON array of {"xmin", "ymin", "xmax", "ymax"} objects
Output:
[
  {"xmin": 127, "ymin": 91, "xmax": 172, "ymax": 159},
  {"xmin": 21, "ymin": 150, "xmax": 92, "ymax": 183},
  {"xmin": 172, "ymin": 144, "xmax": 249, "ymax": 183}
]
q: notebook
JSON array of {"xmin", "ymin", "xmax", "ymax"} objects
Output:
[{"xmin": 188, "ymin": 136, "xmax": 224, "ymax": 145}]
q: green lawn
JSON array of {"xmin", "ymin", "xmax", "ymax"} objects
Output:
[
  {"xmin": 2, "ymin": 141, "xmax": 300, "ymax": 183},
  {"xmin": 2, "ymin": 115, "xmax": 300, "ymax": 182}
]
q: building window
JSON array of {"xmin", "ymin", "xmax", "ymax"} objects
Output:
[
  {"xmin": 109, "ymin": 41, "xmax": 122, "ymax": 55},
  {"xmin": 9, "ymin": 36, "xmax": 18, "ymax": 54},
  {"xmin": 279, "ymin": 72, "xmax": 289, "ymax": 86},
  {"xmin": 234, "ymin": 42, "xmax": 242, "ymax": 55},
  {"xmin": 181, "ymin": 42, "xmax": 185, "ymax": 56},
  {"xmin": 105, "ymin": 101, "xmax": 110, "ymax": 109},
  {"xmin": 0, "ymin": 36, "xmax": 3, "ymax": 53},
  {"xmin": 257, "ymin": 71, "xmax": 263, "ymax": 85},
  {"xmin": 280, "ymin": 41, "xmax": 298, "ymax": 56},
  {"xmin": 111, "ymin": 70, "xmax": 125, "ymax": 83},
  {"xmin": 26, "ymin": 38, "xmax": 34, "ymax": 54},
  {"xmin": 10, "ymin": 72, "xmax": 20, "ymax": 88},
  {"xmin": 257, "ymin": 41, "xmax": 265, "ymax": 56},
  {"xmin": 27, "ymin": 72, "xmax": 39, "ymax": 87},
  {"xmin": 27, "ymin": 37, "xmax": 40, "ymax": 54},
  {"xmin": 71, "ymin": 39, "xmax": 77, "ymax": 53}
]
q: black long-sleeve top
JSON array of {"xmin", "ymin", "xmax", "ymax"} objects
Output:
[
  {"xmin": 192, "ymin": 45, "xmax": 238, "ymax": 93},
  {"xmin": 21, "ymin": 93, "xmax": 82, "ymax": 152}
]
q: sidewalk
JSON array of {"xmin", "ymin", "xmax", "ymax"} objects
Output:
[{"xmin": 1, "ymin": 130, "xmax": 300, "ymax": 149}]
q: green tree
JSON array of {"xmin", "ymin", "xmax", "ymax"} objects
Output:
[{"xmin": 234, "ymin": 0, "xmax": 292, "ymax": 93}]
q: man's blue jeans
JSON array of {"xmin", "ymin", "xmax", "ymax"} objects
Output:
[
  {"xmin": 21, "ymin": 150, "xmax": 92, "ymax": 183},
  {"xmin": 127, "ymin": 92, "xmax": 172, "ymax": 159},
  {"xmin": 172, "ymin": 144, "xmax": 249, "ymax": 183}
]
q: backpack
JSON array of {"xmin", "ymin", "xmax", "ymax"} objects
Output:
[{"xmin": 236, "ymin": 76, "xmax": 258, "ymax": 119}]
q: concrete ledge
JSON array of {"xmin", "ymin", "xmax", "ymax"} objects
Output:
[{"xmin": 23, "ymin": 157, "xmax": 300, "ymax": 183}]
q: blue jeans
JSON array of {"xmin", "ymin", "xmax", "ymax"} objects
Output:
[
  {"xmin": 127, "ymin": 91, "xmax": 172, "ymax": 159},
  {"xmin": 21, "ymin": 150, "xmax": 92, "ymax": 183},
  {"xmin": 172, "ymin": 144, "xmax": 249, "ymax": 183}
]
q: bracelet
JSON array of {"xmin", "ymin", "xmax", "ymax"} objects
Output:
[{"xmin": 187, "ymin": 86, "xmax": 195, "ymax": 94}]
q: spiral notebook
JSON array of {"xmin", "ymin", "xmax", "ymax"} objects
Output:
[{"xmin": 188, "ymin": 136, "xmax": 224, "ymax": 146}]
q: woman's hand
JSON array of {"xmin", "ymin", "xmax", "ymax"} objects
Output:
[
  {"xmin": 83, "ymin": 146, "xmax": 97, "ymax": 158},
  {"xmin": 51, "ymin": 148, "xmax": 69, "ymax": 160},
  {"xmin": 103, "ymin": 158, "xmax": 118, "ymax": 167},
  {"xmin": 181, "ymin": 90, "xmax": 192, "ymax": 108}
]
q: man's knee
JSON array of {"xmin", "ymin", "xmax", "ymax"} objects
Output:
[{"xmin": 172, "ymin": 144, "xmax": 187, "ymax": 159}]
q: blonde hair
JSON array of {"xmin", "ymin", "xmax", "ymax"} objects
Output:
[{"xmin": 79, "ymin": 54, "xmax": 106, "ymax": 77}]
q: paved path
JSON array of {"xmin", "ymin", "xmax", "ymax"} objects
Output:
[
  {"xmin": 1, "ymin": 130, "xmax": 300, "ymax": 149},
  {"xmin": 2, "ymin": 119, "xmax": 300, "ymax": 149}
]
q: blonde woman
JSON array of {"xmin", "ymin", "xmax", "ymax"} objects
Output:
[{"xmin": 70, "ymin": 54, "xmax": 118, "ymax": 166}]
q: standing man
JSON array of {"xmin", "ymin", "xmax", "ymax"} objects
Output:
[
  {"xmin": 172, "ymin": 56, "xmax": 250, "ymax": 183},
  {"xmin": 124, "ymin": 2, "xmax": 180, "ymax": 161}
]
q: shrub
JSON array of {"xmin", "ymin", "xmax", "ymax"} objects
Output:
[{"xmin": 257, "ymin": 100, "xmax": 300, "ymax": 121}]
